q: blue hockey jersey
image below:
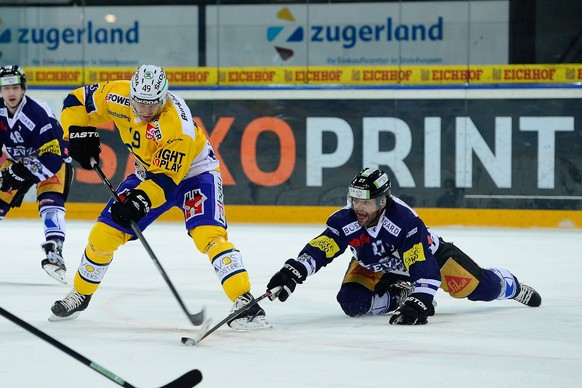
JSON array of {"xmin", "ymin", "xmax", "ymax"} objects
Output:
[
  {"xmin": 0, "ymin": 95, "xmax": 69, "ymax": 183},
  {"xmin": 297, "ymin": 196, "xmax": 443, "ymax": 301}
]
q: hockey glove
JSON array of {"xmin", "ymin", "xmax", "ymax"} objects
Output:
[
  {"xmin": 68, "ymin": 125, "xmax": 101, "ymax": 170},
  {"xmin": 110, "ymin": 189, "xmax": 151, "ymax": 228},
  {"xmin": 0, "ymin": 163, "xmax": 34, "ymax": 192},
  {"xmin": 267, "ymin": 259, "xmax": 307, "ymax": 302},
  {"xmin": 389, "ymin": 294, "xmax": 435, "ymax": 325}
]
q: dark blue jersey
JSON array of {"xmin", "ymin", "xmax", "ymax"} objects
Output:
[
  {"xmin": 0, "ymin": 95, "xmax": 69, "ymax": 183},
  {"xmin": 297, "ymin": 196, "xmax": 442, "ymax": 300}
]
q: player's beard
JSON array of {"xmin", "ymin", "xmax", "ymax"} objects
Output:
[{"xmin": 355, "ymin": 209, "xmax": 380, "ymax": 227}]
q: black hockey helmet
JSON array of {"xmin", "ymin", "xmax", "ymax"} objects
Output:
[
  {"xmin": 347, "ymin": 167, "xmax": 391, "ymax": 209},
  {"xmin": 0, "ymin": 65, "xmax": 27, "ymax": 90}
]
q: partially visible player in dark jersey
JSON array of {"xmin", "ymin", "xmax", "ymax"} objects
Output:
[
  {"xmin": 0, "ymin": 65, "xmax": 72, "ymax": 284},
  {"xmin": 268, "ymin": 167, "xmax": 541, "ymax": 325}
]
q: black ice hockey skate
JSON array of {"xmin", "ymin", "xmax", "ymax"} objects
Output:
[
  {"xmin": 227, "ymin": 292, "xmax": 271, "ymax": 331},
  {"xmin": 41, "ymin": 240, "xmax": 67, "ymax": 284},
  {"xmin": 388, "ymin": 280, "xmax": 414, "ymax": 307},
  {"xmin": 49, "ymin": 290, "xmax": 92, "ymax": 321},
  {"xmin": 513, "ymin": 284, "xmax": 542, "ymax": 307}
]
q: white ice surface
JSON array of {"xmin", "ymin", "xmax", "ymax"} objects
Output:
[{"xmin": 1, "ymin": 219, "xmax": 581, "ymax": 387}]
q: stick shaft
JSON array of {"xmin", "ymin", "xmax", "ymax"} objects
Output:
[
  {"xmin": 0, "ymin": 306, "xmax": 136, "ymax": 387},
  {"xmin": 2, "ymin": 306, "xmax": 203, "ymax": 387},
  {"xmin": 90, "ymin": 159, "xmax": 205, "ymax": 326}
]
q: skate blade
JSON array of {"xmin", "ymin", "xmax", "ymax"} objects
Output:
[
  {"xmin": 228, "ymin": 316, "xmax": 272, "ymax": 332},
  {"xmin": 42, "ymin": 264, "xmax": 67, "ymax": 284},
  {"xmin": 48, "ymin": 311, "xmax": 80, "ymax": 322}
]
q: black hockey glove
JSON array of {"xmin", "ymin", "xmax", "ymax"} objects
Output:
[
  {"xmin": 110, "ymin": 189, "xmax": 151, "ymax": 228},
  {"xmin": 0, "ymin": 163, "xmax": 34, "ymax": 192},
  {"xmin": 68, "ymin": 125, "xmax": 101, "ymax": 170},
  {"xmin": 389, "ymin": 294, "xmax": 435, "ymax": 325},
  {"xmin": 267, "ymin": 259, "xmax": 307, "ymax": 302}
]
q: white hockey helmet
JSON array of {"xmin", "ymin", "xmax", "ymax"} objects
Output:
[
  {"xmin": 130, "ymin": 64, "xmax": 168, "ymax": 105},
  {"xmin": 0, "ymin": 65, "xmax": 27, "ymax": 90}
]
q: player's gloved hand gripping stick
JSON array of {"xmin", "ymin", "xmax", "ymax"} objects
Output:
[{"xmin": 267, "ymin": 259, "xmax": 307, "ymax": 302}]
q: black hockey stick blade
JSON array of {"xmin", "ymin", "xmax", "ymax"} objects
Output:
[
  {"xmin": 184, "ymin": 305, "xmax": 206, "ymax": 327},
  {"xmin": 159, "ymin": 369, "xmax": 203, "ymax": 388},
  {"xmin": 1, "ymin": 306, "xmax": 203, "ymax": 387},
  {"xmin": 181, "ymin": 287, "xmax": 281, "ymax": 346},
  {"xmin": 90, "ymin": 158, "xmax": 206, "ymax": 327}
]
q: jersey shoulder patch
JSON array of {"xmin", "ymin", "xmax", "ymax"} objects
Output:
[{"xmin": 329, "ymin": 208, "xmax": 361, "ymax": 236}]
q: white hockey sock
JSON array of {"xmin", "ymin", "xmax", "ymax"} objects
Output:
[
  {"xmin": 368, "ymin": 293, "xmax": 390, "ymax": 315},
  {"xmin": 489, "ymin": 267, "xmax": 519, "ymax": 300},
  {"xmin": 40, "ymin": 205, "xmax": 66, "ymax": 241}
]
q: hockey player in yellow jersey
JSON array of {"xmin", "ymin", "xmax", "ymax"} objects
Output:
[{"xmin": 49, "ymin": 65, "xmax": 269, "ymax": 330}]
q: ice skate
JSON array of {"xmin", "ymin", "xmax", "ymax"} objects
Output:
[
  {"xmin": 40, "ymin": 240, "xmax": 67, "ymax": 284},
  {"xmin": 389, "ymin": 280, "xmax": 414, "ymax": 307},
  {"xmin": 385, "ymin": 281, "xmax": 437, "ymax": 308},
  {"xmin": 49, "ymin": 289, "xmax": 92, "ymax": 321},
  {"xmin": 513, "ymin": 284, "xmax": 542, "ymax": 307},
  {"xmin": 227, "ymin": 292, "xmax": 271, "ymax": 331}
]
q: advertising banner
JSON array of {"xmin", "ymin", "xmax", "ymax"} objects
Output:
[
  {"xmin": 0, "ymin": 6, "xmax": 199, "ymax": 67},
  {"xmin": 20, "ymin": 64, "xmax": 582, "ymax": 89},
  {"xmin": 63, "ymin": 97, "xmax": 581, "ymax": 211},
  {"xmin": 206, "ymin": 1, "xmax": 509, "ymax": 66}
]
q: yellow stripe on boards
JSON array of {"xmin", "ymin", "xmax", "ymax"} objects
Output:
[{"xmin": 8, "ymin": 203, "xmax": 582, "ymax": 228}]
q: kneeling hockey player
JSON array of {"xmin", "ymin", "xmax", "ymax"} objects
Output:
[{"xmin": 267, "ymin": 167, "xmax": 541, "ymax": 325}]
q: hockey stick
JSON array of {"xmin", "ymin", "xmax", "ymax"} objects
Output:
[
  {"xmin": 0, "ymin": 306, "xmax": 203, "ymax": 388},
  {"xmin": 90, "ymin": 158, "xmax": 206, "ymax": 326},
  {"xmin": 181, "ymin": 287, "xmax": 281, "ymax": 346}
]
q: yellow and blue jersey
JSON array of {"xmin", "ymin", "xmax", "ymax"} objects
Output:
[{"xmin": 61, "ymin": 81, "xmax": 219, "ymax": 208}]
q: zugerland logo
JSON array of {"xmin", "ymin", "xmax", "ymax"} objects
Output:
[
  {"xmin": 266, "ymin": 8, "xmax": 303, "ymax": 61},
  {"xmin": 267, "ymin": 7, "xmax": 444, "ymax": 61},
  {"xmin": 0, "ymin": 20, "xmax": 139, "ymax": 51},
  {"xmin": 0, "ymin": 30, "xmax": 10, "ymax": 44}
]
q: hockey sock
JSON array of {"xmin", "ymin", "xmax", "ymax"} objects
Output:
[
  {"xmin": 489, "ymin": 267, "xmax": 519, "ymax": 299},
  {"xmin": 40, "ymin": 205, "xmax": 66, "ymax": 241}
]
